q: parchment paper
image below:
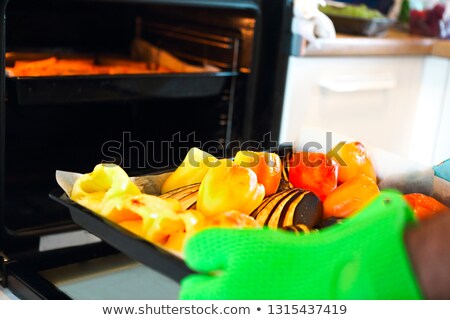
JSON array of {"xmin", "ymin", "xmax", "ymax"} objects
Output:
[{"xmin": 55, "ymin": 170, "xmax": 171, "ymax": 198}]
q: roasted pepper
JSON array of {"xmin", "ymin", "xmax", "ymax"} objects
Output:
[
  {"xmin": 328, "ymin": 141, "xmax": 377, "ymax": 184},
  {"xmin": 161, "ymin": 147, "xmax": 218, "ymax": 194},
  {"xmin": 71, "ymin": 163, "xmax": 141, "ymax": 214},
  {"xmin": 103, "ymin": 193, "xmax": 204, "ymax": 253},
  {"xmin": 234, "ymin": 151, "xmax": 281, "ymax": 196},
  {"xmin": 205, "ymin": 210, "xmax": 261, "ymax": 229},
  {"xmin": 144, "ymin": 209, "xmax": 205, "ymax": 254},
  {"xmin": 197, "ymin": 161, "xmax": 265, "ymax": 216},
  {"xmin": 323, "ymin": 173, "xmax": 379, "ymax": 219},
  {"xmin": 404, "ymin": 193, "xmax": 448, "ymax": 220},
  {"xmin": 288, "ymin": 152, "xmax": 338, "ymax": 201},
  {"xmin": 100, "ymin": 193, "xmax": 181, "ymax": 225}
]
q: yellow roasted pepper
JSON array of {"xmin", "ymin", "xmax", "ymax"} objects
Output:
[
  {"xmin": 161, "ymin": 147, "xmax": 218, "ymax": 194},
  {"xmin": 100, "ymin": 193, "xmax": 181, "ymax": 224},
  {"xmin": 197, "ymin": 161, "xmax": 265, "ymax": 216},
  {"xmin": 71, "ymin": 164, "xmax": 141, "ymax": 214}
]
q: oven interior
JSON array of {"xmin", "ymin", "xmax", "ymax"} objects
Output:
[
  {"xmin": 2, "ymin": 0, "xmax": 258, "ymax": 236},
  {"xmin": 0, "ymin": 0, "xmax": 292, "ymax": 299}
]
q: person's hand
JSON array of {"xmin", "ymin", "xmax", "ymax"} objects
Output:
[{"xmin": 180, "ymin": 191, "xmax": 422, "ymax": 300}]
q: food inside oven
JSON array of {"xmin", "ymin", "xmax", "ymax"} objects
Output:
[
  {"xmin": 6, "ymin": 55, "xmax": 169, "ymax": 77},
  {"xmin": 5, "ymin": 39, "xmax": 220, "ymax": 77},
  {"xmin": 5, "ymin": 13, "xmax": 236, "ymax": 105}
]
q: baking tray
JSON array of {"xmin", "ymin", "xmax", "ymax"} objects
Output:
[
  {"xmin": 326, "ymin": 14, "xmax": 394, "ymax": 36},
  {"xmin": 48, "ymin": 190, "xmax": 193, "ymax": 283},
  {"xmin": 47, "ymin": 145, "xmax": 292, "ymax": 282},
  {"xmin": 6, "ymin": 72, "xmax": 236, "ymax": 106}
]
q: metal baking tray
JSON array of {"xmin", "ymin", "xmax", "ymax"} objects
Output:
[
  {"xmin": 49, "ymin": 190, "xmax": 193, "ymax": 283},
  {"xmin": 6, "ymin": 72, "xmax": 235, "ymax": 106},
  {"xmin": 47, "ymin": 145, "xmax": 292, "ymax": 283},
  {"xmin": 327, "ymin": 14, "xmax": 394, "ymax": 37}
]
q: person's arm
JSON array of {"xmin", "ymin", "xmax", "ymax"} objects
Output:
[{"xmin": 405, "ymin": 212, "xmax": 450, "ymax": 299}]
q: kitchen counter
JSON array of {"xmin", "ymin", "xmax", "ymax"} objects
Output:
[{"xmin": 302, "ymin": 29, "xmax": 450, "ymax": 59}]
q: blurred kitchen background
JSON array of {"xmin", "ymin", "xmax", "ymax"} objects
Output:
[{"xmin": 280, "ymin": 0, "xmax": 450, "ymax": 166}]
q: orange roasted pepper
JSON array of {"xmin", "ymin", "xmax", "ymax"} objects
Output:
[
  {"xmin": 323, "ymin": 174, "xmax": 379, "ymax": 219},
  {"xmin": 329, "ymin": 141, "xmax": 377, "ymax": 184},
  {"xmin": 197, "ymin": 161, "xmax": 265, "ymax": 216},
  {"xmin": 404, "ymin": 193, "xmax": 448, "ymax": 220},
  {"xmin": 233, "ymin": 151, "xmax": 281, "ymax": 196}
]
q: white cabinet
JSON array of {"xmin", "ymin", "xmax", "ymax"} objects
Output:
[
  {"xmin": 434, "ymin": 71, "xmax": 450, "ymax": 164},
  {"xmin": 408, "ymin": 56, "xmax": 450, "ymax": 165},
  {"xmin": 280, "ymin": 55, "xmax": 450, "ymax": 165}
]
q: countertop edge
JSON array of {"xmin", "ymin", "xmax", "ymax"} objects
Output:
[
  {"xmin": 302, "ymin": 32, "xmax": 449, "ymax": 59},
  {"xmin": 432, "ymin": 40, "xmax": 450, "ymax": 59}
]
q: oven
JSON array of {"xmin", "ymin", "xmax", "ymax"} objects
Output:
[{"xmin": 0, "ymin": 0, "xmax": 293, "ymax": 299}]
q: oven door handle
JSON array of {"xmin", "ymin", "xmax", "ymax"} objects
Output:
[{"xmin": 318, "ymin": 73, "xmax": 398, "ymax": 93}]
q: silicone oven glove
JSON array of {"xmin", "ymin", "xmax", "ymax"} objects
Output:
[{"xmin": 180, "ymin": 191, "xmax": 422, "ymax": 300}]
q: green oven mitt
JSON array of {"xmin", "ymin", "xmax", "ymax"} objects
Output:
[{"xmin": 180, "ymin": 191, "xmax": 422, "ymax": 300}]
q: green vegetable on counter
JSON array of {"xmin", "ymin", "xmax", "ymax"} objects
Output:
[{"xmin": 320, "ymin": 3, "xmax": 385, "ymax": 19}]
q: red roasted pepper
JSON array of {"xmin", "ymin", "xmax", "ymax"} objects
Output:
[{"xmin": 288, "ymin": 152, "xmax": 338, "ymax": 201}]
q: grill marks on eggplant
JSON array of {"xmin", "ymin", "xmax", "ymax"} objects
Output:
[
  {"xmin": 159, "ymin": 183, "xmax": 323, "ymax": 231},
  {"xmin": 282, "ymin": 224, "xmax": 310, "ymax": 233},
  {"xmin": 278, "ymin": 190, "xmax": 304, "ymax": 228},
  {"xmin": 267, "ymin": 190, "xmax": 304, "ymax": 228},
  {"xmin": 251, "ymin": 189, "xmax": 323, "ymax": 230},
  {"xmin": 159, "ymin": 183, "xmax": 200, "ymax": 210},
  {"xmin": 251, "ymin": 189, "xmax": 297, "ymax": 222},
  {"xmin": 159, "ymin": 183, "xmax": 200, "ymax": 199}
]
